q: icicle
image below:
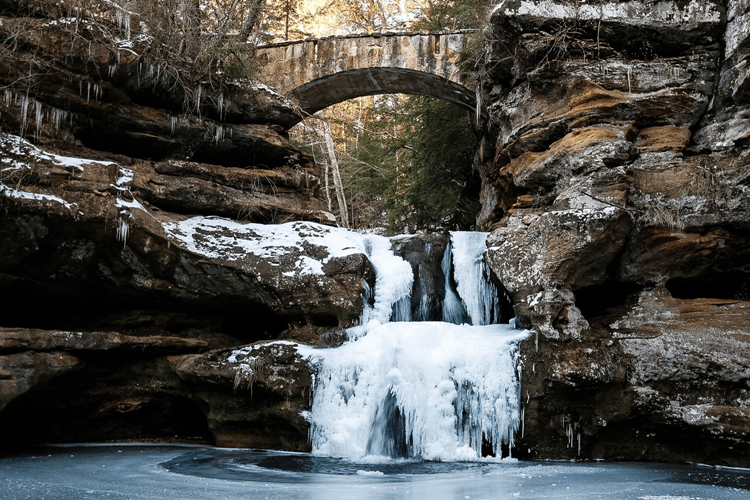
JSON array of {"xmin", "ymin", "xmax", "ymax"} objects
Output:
[
  {"xmin": 87, "ymin": 82, "xmax": 91, "ymax": 103},
  {"xmin": 19, "ymin": 95, "xmax": 29, "ymax": 136},
  {"xmin": 113, "ymin": 166, "xmax": 135, "ymax": 247},
  {"xmin": 123, "ymin": 13, "xmax": 131, "ymax": 40},
  {"xmin": 196, "ymin": 84, "xmax": 202, "ymax": 113},
  {"xmin": 116, "ymin": 217, "xmax": 129, "ymax": 244},
  {"xmin": 4, "ymin": 90, "xmax": 12, "ymax": 107},
  {"xmin": 521, "ymin": 405, "xmax": 525, "ymax": 438},
  {"xmin": 568, "ymin": 423, "xmax": 574, "ymax": 448},
  {"xmin": 170, "ymin": 116, "xmax": 177, "ymax": 135},
  {"xmin": 577, "ymin": 432, "xmax": 581, "ymax": 456},
  {"xmin": 34, "ymin": 100, "xmax": 43, "ymax": 139},
  {"xmin": 51, "ymin": 108, "xmax": 67, "ymax": 131},
  {"xmin": 214, "ymin": 125, "xmax": 226, "ymax": 143},
  {"xmin": 108, "ymin": 64, "xmax": 117, "ymax": 78}
]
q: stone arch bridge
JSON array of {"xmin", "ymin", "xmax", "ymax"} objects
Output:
[{"xmin": 254, "ymin": 31, "xmax": 476, "ymax": 127}]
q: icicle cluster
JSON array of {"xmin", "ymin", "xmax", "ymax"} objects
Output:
[
  {"xmin": 1, "ymin": 91, "xmax": 71, "ymax": 138},
  {"xmin": 113, "ymin": 166, "xmax": 135, "ymax": 247},
  {"xmin": 309, "ymin": 322, "xmax": 528, "ymax": 461}
]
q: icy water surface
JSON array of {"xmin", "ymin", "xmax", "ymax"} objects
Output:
[{"xmin": 1, "ymin": 445, "xmax": 749, "ymax": 499}]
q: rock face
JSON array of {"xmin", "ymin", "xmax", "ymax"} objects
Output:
[
  {"xmin": 173, "ymin": 342, "xmax": 314, "ymax": 450},
  {"xmin": 479, "ymin": 0, "xmax": 750, "ymax": 466},
  {"xmin": 0, "ymin": 132, "xmax": 374, "ymax": 447},
  {"xmin": 0, "ymin": 9, "xmax": 375, "ymax": 450}
]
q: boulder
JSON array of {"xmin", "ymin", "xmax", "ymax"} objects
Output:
[{"xmin": 173, "ymin": 341, "xmax": 314, "ymax": 450}]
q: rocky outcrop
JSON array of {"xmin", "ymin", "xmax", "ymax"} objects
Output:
[
  {"xmin": 0, "ymin": 7, "xmax": 378, "ymax": 449},
  {"xmin": 173, "ymin": 342, "xmax": 313, "ymax": 449},
  {"xmin": 0, "ymin": 131, "xmax": 374, "ymax": 447},
  {"xmin": 0, "ymin": 15, "xmax": 306, "ymax": 166},
  {"xmin": 479, "ymin": 0, "xmax": 750, "ymax": 466}
]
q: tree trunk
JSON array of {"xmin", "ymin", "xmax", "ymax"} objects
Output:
[
  {"xmin": 238, "ymin": 0, "xmax": 266, "ymax": 42},
  {"xmin": 323, "ymin": 121, "xmax": 350, "ymax": 228}
]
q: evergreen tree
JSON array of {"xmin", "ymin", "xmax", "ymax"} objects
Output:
[{"xmin": 342, "ymin": 95, "xmax": 477, "ymax": 233}]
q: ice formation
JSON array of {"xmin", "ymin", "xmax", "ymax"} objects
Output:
[
  {"xmin": 441, "ymin": 241, "xmax": 467, "ymax": 325},
  {"xmin": 353, "ymin": 235, "xmax": 414, "ymax": 329},
  {"xmin": 451, "ymin": 231, "xmax": 502, "ymax": 326},
  {"xmin": 309, "ymin": 322, "xmax": 528, "ymax": 461},
  {"xmin": 308, "ymin": 230, "xmax": 527, "ymax": 461}
]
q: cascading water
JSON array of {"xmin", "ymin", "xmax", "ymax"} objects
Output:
[
  {"xmin": 347, "ymin": 235, "xmax": 413, "ymax": 340},
  {"xmin": 308, "ymin": 232, "xmax": 529, "ymax": 461}
]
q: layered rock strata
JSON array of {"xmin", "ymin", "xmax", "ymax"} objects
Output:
[
  {"xmin": 480, "ymin": 0, "xmax": 750, "ymax": 466},
  {"xmin": 0, "ymin": 7, "xmax": 364, "ymax": 448}
]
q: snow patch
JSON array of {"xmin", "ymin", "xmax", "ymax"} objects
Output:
[
  {"xmin": 163, "ymin": 217, "xmax": 366, "ymax": 273},
  {"xmin": 0, "ymin": 184, "xmax": 79, "ymax": 212}
]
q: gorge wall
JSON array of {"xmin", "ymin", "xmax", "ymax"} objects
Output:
[
  {"xmin": 0, "ymin": 5, "xmax": 362, "ymax": 450},
  {"xmin": 0, "ymin": 0, "xmax": 749, "ymax": 468},
  {"xmin": 478, "ymin": 0, "xmax": 750, "ymax": 465}
]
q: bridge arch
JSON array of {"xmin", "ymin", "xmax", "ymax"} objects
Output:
[
  {"xmin": 287, "ymin": 68, "xmax": 476, "ymax": 127},
  {"xmin": 254, "ymin": 32, "xmax": 477, "ymax": 127}
]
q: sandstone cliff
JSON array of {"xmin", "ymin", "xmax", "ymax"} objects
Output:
[
  {"xmin": 0, "ymin": 7, "xmax": 366, "ymax": 449},
  {"xmin": 480, "ymin": 0, "xmax": 750, "ymax": 466},
  {"xmin": 1, "ymin": 0, "xmax": 750, "ymax": 468}
]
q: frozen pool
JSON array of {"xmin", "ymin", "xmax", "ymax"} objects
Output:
[{"xmin": 0, "ymin": 445, "xmax": 748, "ymax": 499}]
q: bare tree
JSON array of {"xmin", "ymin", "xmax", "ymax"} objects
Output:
[{"xmin": 323, "ymin": 120, "xmax": 350, "ymax": 228}]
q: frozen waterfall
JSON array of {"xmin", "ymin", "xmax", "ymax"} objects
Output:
[
  {"xmin": 441, "ymin": 241, "xmax": 466, "ymax": 325},
  {"xmin": 308, "ymin": 231, "xmax": 529, "ymax": 461},
  {"xmin": 450, "ymin": 231, "xmax": 502, "ymax": 326}
]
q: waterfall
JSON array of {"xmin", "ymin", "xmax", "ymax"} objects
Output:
[
  {"xmin": 347, "ymin": 235, "xmax": 413, "ymax": 340},
  {"xmin": 308, "ymin": 232, "xmax": 528, "ymax": 461},
  {"xmin": 450, "ymin": 231, "xmax": 502, "ymax": 326}
]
